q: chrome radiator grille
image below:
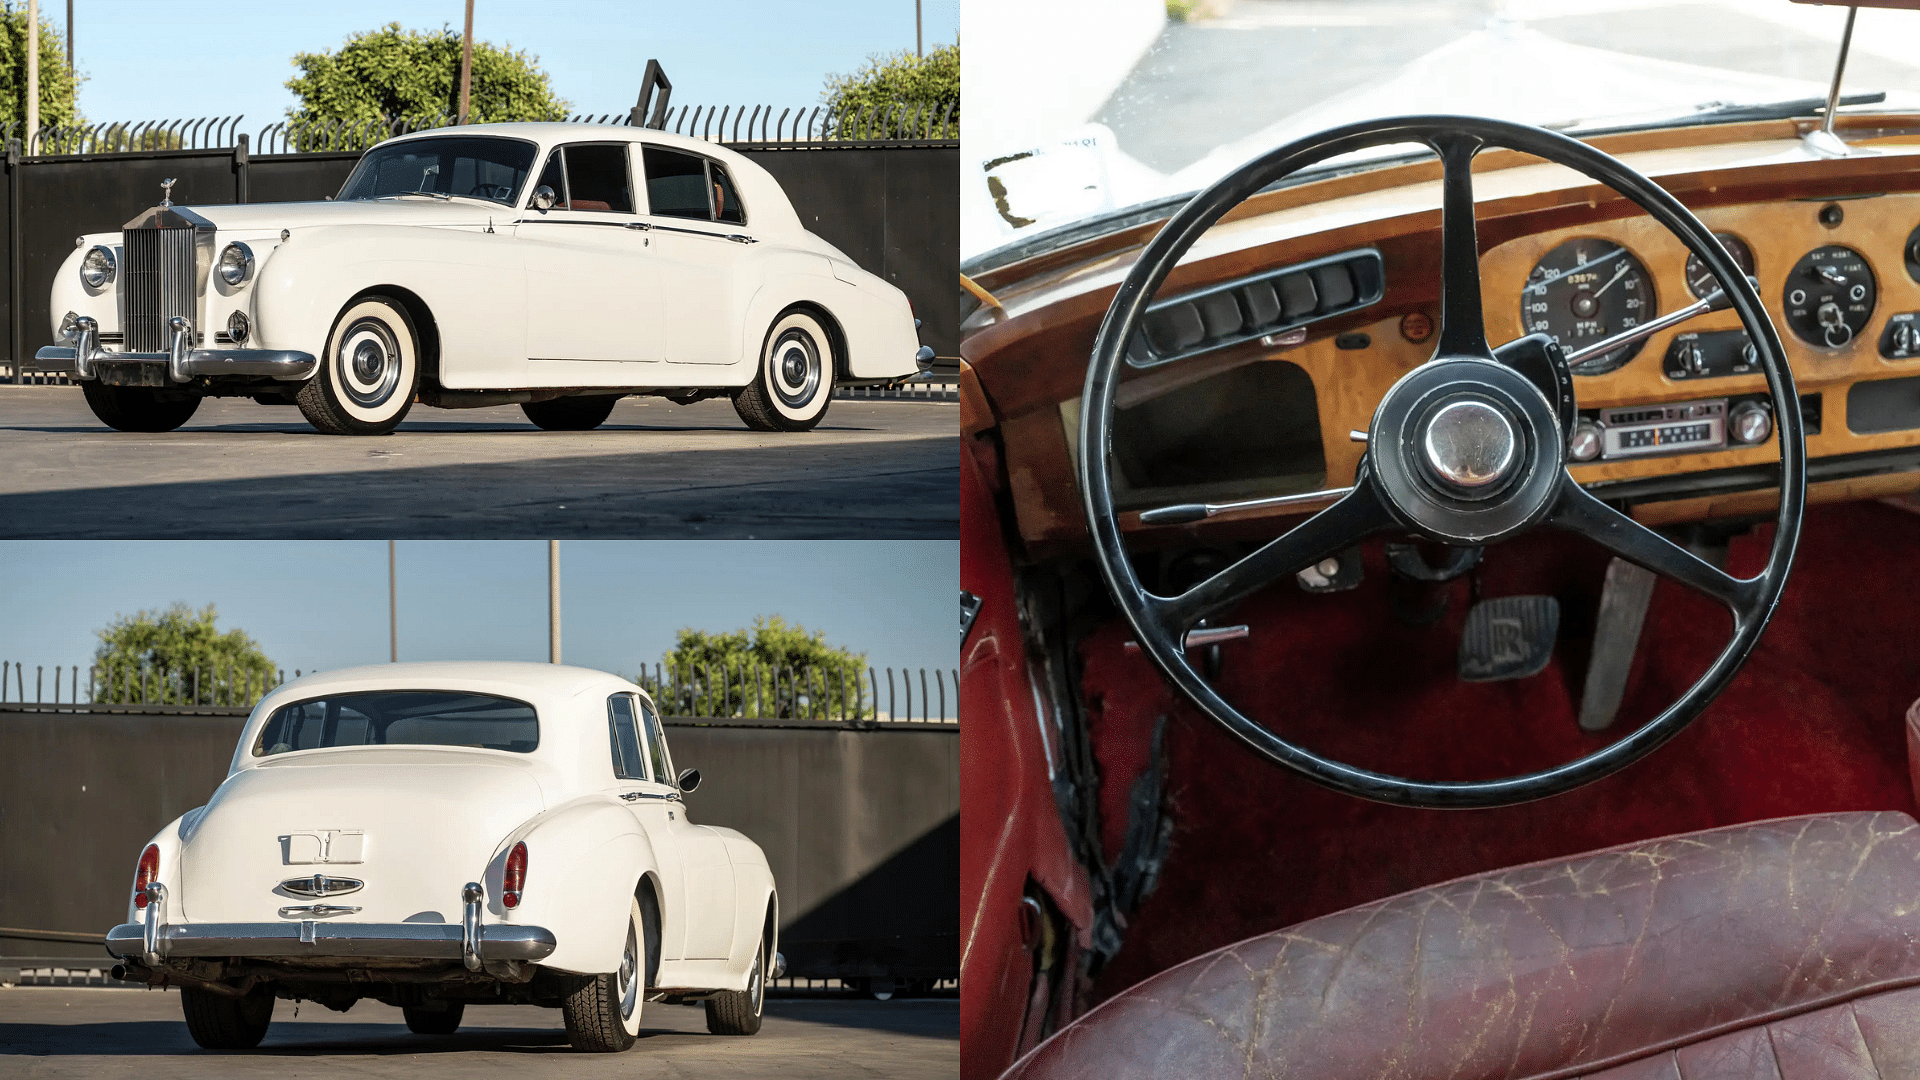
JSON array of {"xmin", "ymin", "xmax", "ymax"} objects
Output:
[{"xmin": 122, "ymin": 226, "xmax": 198, "ymax": 352}]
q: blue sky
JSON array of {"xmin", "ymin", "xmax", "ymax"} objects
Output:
[
  {"xmin": 59, "ymin": 0, "xmax": 959, "ymax": 131},
  {"xmin": 0, "ymin": 540, "xmax": 957, "ymax": 683}
]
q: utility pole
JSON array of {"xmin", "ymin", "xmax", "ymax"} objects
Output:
[
  {"xmin": 457, "ymin": 0, "xmax": 475, "ymax": 125},
  {"xmin": 389, "ymin": 540, "xmax": 398, "ymax": 662},
  {"xmin": 64, "ymin": 0, "xmax": 70, "ymax": 79},
  {"xmin": 25, "ymin": 0, "xmax": 38, "ymax": 146},
  {"xmin": 915, "ymin": 0, "xmax": 923, "ymax": 57},
  {"xmin": 548, "ymin": 540, "xmax": 561, "ymax": 664}
]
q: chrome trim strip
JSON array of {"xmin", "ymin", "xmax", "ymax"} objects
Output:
[{"xmin": 104, "ymin": 920, "xmax": 557, "ymax": 962}]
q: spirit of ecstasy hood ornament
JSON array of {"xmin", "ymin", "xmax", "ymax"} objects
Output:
[{"xmin": 159, "ymin": 178, "xmax": 176, "ymax": 209}]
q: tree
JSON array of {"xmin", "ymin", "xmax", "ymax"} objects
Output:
[
  {"xmin": 0, "ymin": 1, "xmax": 80, "ymax": 132},
  {"xmin": 93, "ymin": 603, "xmax": 278, "ymax": 707},
  {"xmin": 820, "ymin": 43, "xmax": 957, "ymax": 139},
  {"xmin": 641, "ymin": 616, "xmax": 870, "ymax": 720},
  {"xmin": 285, "ymin": 23, "xmax": 568, "ymax": 130}
]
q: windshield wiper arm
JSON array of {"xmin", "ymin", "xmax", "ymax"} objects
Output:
[{"xmin": 388, "ymin": 190, "xmax": 450, "ymax": 200}]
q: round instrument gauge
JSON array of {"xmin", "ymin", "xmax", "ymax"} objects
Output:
[
  {"xmin": 1522, "ymin": 239, "xmax": 1655, "ymax": 376},
  {"xmin": 1684, "ymin": 233, "xmax": 1755, "ymax": 300},
  {"xmin": 1782, "ymin": 245, "xmax": 1875, "ymax": 349}
]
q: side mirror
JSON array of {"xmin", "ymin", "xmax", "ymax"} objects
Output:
[
  {"xmin": 676, "ymin": 767, "xmax": 701, "ymax": 794},
  {"xmin": 531, "ymin": 185, "xmax": 557, "ymax": 211}
]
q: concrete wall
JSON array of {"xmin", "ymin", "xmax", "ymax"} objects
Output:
[
  {"xmin": 0, "ymin": 708, "xmax": 956, "ymax": 979},
  {"xmin": 4, "ymin": 141, "xmax": 957, "ymax": 373}
]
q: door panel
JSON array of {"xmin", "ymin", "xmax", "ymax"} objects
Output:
[
  {"xmin": 519, "ymin": 143, "xmax": 659, "ymax": 363},
  {"xmin": 646, "ymin": 225, "xmax": 743, "ymax": 365},
  {"xmin": 639, "ymin": 698, "xmax": 736, "ymax": 959},
  {"xmin": 605, "ymin": 694, "xmax": 687, "ymax": 960}
]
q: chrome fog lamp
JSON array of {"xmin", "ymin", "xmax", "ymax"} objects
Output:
[
  {"xmin": 227, "ymin": 309, "xmax": 251, "ymax": 345},
  {"xmin": 218, "ymin": 241, "xmax": 255, "ymax": 286},
  {"xmin": 80, "ymin": 245, "xmax": 116, "ymax": 288}
]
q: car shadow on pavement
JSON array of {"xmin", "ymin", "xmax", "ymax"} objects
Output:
[
  {"xmin": 0, "ymin": 437, "xmax": 959, "ymax": 539},
  {"xmin": 766, "ymin": 999, "xmax": 959, "ymax": 1040}
]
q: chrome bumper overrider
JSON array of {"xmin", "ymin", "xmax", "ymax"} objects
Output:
[
  {"xmin": 36, "ymin": 316, "xmax": 314, "ymax": 384},
  {"xmin": 915, "ymin": 345, "xmax": 936, "ymax": 373},
  {"xmin": 107, "ymin": 883, "xmax": 555, "ymax": 965}
]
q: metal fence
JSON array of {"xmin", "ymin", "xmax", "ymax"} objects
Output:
[
  {"xmin": 0, "ymin": 660, "xmax": 960, "ymax": 723},
  {"xmin": 3, "ymin": 103, "xmax": 957, "ymax": 158}
]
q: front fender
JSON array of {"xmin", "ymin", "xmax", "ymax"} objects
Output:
[
  {"xmin": 495, "ymin": 796, "xmax": 657, "ymax": 975},
  {"xmin": 252, "ymin": 224, "xmax": 527, "ymax": 386}
]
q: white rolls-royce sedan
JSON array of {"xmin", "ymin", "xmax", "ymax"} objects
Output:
[
  {"xmin": 38, "ymin": 124, "xmax": 932, "ymax": 435},
  {"xmin": 105, "ymin": 662, "xmax": 780, "ymax": 1052}
]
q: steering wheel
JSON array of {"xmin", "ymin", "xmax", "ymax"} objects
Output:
[{"xmin": 1079, "ymin": 115, "xmax": 1806, "ymax": 808}]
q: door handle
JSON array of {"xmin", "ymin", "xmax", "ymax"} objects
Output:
[
  {"xmin": 727, "ymin": 234, "xmax": 756, "ymax": 244},
  {"xmin": 620, "ymin": 791, "xmax": 643, "ymax": 801},
  {"xmin": 625, "ymin": 222, "xmax": 651, "ymax": 231}
]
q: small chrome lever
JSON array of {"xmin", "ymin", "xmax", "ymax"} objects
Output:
[
  {"xmin": 727, "ymin": 234, "xmax": 756, "ymax": 244},
  {"xmin": 625, "ymin": 221, "xmax": 651, "ymax": 231},
  {"xmin": 1123, "ymin": 624, "xmax": 1250, "ymax": 652}
]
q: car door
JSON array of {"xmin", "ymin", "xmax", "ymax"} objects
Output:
[
  {"xmin": 518, "ymin": 142, "xmax": 661, "ymax": 362},
  {"xmin": 605, "ymin": 693, "xmax": 688, "ymax": 960},
  {"xmin": 638, "ymin": 144, "xmax": 750, "ymax": 365},
  {"xmin": 639, "ymin": 696, "xmax": 737, "ymax": 959}
]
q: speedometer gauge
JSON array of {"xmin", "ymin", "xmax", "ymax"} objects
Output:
[{"xmin": 1522, "ymin": 239, "xmax": 1655, "ymax": 376}]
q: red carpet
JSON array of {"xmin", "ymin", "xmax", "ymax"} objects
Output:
[{"xmin": 1082, "ymin": 500, "xmax": 1920, "ymax": 1002}]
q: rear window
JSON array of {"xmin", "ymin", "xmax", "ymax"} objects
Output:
[{"xmin": 254, "ymin": 691, "xmax": 539, "ymax": 757}]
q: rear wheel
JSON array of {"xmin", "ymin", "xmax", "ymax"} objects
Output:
[
  {"xmin": 705, "ymin": 934, "xmax": 766, "ymax": 1035},
  {"xmin": 80, "ymin": 382, "xmax": 200, "ymax": 432},
  {"xmin": 402, "ymin": 1002, "xmax": 464, "ymax": 1034},
  {"xmin": 296, "ymin": 296, "xmax": 421, "ymax": 436},
  {"xmin": 521, "ymin": 395, "xmax": 619, "ymax": 431},
  {"xmin": 561, "ymin": 896, "xmax": 647, "ymax": 1052},
  {"xmin": 732, "ymin": 310, "xmax": 836, "ymax": 432},
  {"xmin": 180, "ymin": 984, "xmax": 274, "ymax": 1049}
]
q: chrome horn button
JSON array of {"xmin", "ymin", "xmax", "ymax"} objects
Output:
[{"xmin": 1419, "ymin": 399, "xmax": 1518, "ymax": 498}]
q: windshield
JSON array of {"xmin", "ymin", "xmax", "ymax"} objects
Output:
[
  {"xmin": 253, "ymin": 691, "xmax": 539, "ymax": 756},
  {"xmin": 336, "ymin": 136, "xmax": 537, "ymax": 206},
  {"xmin": 962, "ymin": 0, "xmax": 1920, "ymax": 264}
]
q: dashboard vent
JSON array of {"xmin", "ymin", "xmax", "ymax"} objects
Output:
[{"xmin": 1127, "ymin": 248, "xmax": 1385, "ymax": 369}]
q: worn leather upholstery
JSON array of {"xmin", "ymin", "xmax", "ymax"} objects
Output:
[{"xmin": 1005, "ymin": 811, "xmax": 1920, "ymax": 1080}]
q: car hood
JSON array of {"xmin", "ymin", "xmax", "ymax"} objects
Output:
[
  {"xmin": 178, "ymin": 749, "xmax": 548, "ymax": 924},
  {"xmin": 132, "ymin": 198, "xmax": 505, "ymax": 235}
]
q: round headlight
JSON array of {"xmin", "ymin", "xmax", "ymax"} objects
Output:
[
  {"xmin": 80, "ymin": 245, "xmax": 115, "ymax": 289},
  {"xmin": 218, "ymin": 241, "xmax": 255, "ymax": 286},
  {"xmin": 227, "ymin": 310, "xmax": 251, "ymax": 345}
]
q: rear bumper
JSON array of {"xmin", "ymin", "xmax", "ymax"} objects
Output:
[{"xmin": 104, "ymin": 919, "xmax": 556, "ymax": 962}]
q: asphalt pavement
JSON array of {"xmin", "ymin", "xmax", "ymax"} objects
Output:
[
  {"xmin": 0, "ymin": 986, "xmax": 957, "ymax": 1079},
  {"xmin": 0, "ymin": 388, "xmax": 956, "ymax": 539}
]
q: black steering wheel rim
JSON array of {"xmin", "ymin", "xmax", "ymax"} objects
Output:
[{"xmin": 1079, "ymin": 115, "xmax": 1806, "ymax": 809}]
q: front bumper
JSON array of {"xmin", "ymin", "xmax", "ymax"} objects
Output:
[
  {"xmin": 105, "ymin": 919, "xmax": 555, "ymax": 962},
  {"xmin": 36, "ymin": 316, "xmax": 314, "ymax": 385}
]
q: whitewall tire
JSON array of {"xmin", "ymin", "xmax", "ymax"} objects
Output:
[
  {"xmin": 732, "ymin": 310, "xmax": 836, "ymax": 432},
  {"xmin": 561, "ymin": 896, "xmax": 647, "ymax": 1052},
  {"xmin": 296, "ymin": 296, "xmax": 421, "ymax": 436}
]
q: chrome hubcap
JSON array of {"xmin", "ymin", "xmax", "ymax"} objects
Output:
[
  {"xmin": 1420, "ymin": 399, "xmax": 1517, "ymax": 497},
  {"xmin": 335, "ymin": 317, "xmax": 401, "ymax": 409},
  {"xmin": 770, "ymin": 330, "xmax": 821, "ymax": 408},
  {"xmin": 618, "ymin": 921, "xmax": 638, "ymax": 1020}
]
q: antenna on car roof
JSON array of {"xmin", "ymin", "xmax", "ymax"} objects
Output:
[{"xmin": 630, "ymin": 60, "xmax": 673, "ymax": 130}]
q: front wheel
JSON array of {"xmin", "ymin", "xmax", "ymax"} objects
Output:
[
  {"xmin": 732, "ymin": 310, "xmax": 836, "ymax": 432},
  {"xmin": 296, "ymin": 296, "xmax": 421, "ymax": 436},
  {"xmin": 80, "ymin": 383, "xmax": 200, "ymax": 432},
  {"xmin": 705, "ymin": 935, "xmax": 766, "ymax": 1035},
  {"xmin": 180, "ymin": 984, "xmax": 274, "ymax": 1049},
  {"xmin": 561, "ymin": 896, "xmax": 648, "ymax": 1052}
]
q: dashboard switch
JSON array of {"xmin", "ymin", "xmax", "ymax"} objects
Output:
[
  {"xmin": 1567, "ymin": 420, "xmax": 1603, "ymax": 462},
  {"xmin": 1880, "ymin": 312, "xmax": 1920, "ymax": 360},
  {"xmin": 1276, "ymin": 273, "xmax": 1317, "ymax": 318},
  {"xmin": 1728, "ymin": 401, "xmax": 1773, "ymax": 445},
  {"xmin": 1310, "ymin": 264, "xmax": 1355, "ymax": 309}
]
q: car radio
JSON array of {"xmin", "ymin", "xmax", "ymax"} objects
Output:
[{"xmin": 1566, "ymin": 397, "xmax": 1779, "ymax": 462}]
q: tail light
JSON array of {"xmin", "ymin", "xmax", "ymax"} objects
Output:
[
  {"xmin": 502, "ymin": 842, "xmax": 527, "ymax": 909},
  {"xmin": 132, "ymin": 844, "xmax": 160, "ymax": 909}
]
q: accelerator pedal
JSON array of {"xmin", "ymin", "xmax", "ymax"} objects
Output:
[{"xmin": 1457, "ymin": 595, "xmax": 1560, "ymax": 682}]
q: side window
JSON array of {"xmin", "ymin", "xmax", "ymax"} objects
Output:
[
  {"xmin": 639, "ymin": 698, "xmax": 673, "ymax": 784},
  {"xmin": 533, "ymin": 151, "xmax": 566, "ymax": 207},
  {"xmin": 606, "ymin": 694, "xmax": 647, "ymax": 781},
  {"xmin": 562, "ymin": 144, "xmax": 633, "ymax": 213},
  {"xmin": 643, "ymin": 147, "xmax": 712, "ymax": 220},
  {"xmin": 711, "ymin": 163, "xmax": 745, "ymax": 225}
]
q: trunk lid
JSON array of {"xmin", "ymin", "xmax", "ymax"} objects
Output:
[{"xmin": 179, "ymin": 749, "xmax": 547, "ymax": 924}]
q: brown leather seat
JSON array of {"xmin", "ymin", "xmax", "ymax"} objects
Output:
[{"xmin": 1005, "ymin": 811, "xmax": 1920, "ymax": 1079}]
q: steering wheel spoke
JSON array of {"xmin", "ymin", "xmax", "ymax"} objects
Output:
[
  {"xmin": 1549, "ymin": 479, "xmax": 1761, "ymax": 615},
  {"xmin": 1152, "ymin": 482, "xmax": 1398, "ymax": 633},
  {"xmin": 1430, "ymin": 134, "xmax": 1495, "ymax": 362}
]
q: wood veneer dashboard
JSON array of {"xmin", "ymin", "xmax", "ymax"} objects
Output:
[{"xmin": 960, "ymin": 116, "xmax": 1920, "ymax": 557}]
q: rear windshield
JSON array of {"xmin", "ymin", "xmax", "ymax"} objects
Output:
[{"xmin": 254, "ymin": 691, "xmax": 539, "ymax": 757}]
